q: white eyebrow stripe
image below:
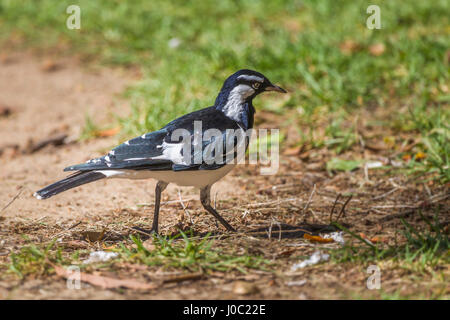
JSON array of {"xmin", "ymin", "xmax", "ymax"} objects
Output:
[{"xmin": 237, "ymin": 75, "xmax": 264, "ymax": 82}]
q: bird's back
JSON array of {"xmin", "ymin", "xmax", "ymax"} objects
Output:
[{"xmin": 64, "ymin": 106, "xmax": 246, "ymax": 173}]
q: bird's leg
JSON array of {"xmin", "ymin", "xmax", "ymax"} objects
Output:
[
  {"xmin": 200, "ymin": 185, "xmax": 236, "ymax": 232},
  {"xmin": 151, "ymin": 181, "xmax": 168, "ymax": 232},
  {"xmin": 133, "ymin": 181, "xmax": 168, "ymax": 235}
]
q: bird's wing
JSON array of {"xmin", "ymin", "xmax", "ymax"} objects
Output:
[
  {"xmin": 171, "ymin": 127, "xmax": 248, "ymax": 171},
  {"xmin": 64, "ymin": 129, "xmax": 174, "ymax": 172},
  {"xmin": 65, "ymin": 107, "xmax": 247, "ymax": 172}
]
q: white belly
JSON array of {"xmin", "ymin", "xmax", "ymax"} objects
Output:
[{"xmin": 96, "ymin": 165, "xmax": 235, "ymax": 188}]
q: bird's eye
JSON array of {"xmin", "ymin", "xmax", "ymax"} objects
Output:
[{"xmin": 252, "ymin": 82, "xmax": 260, "ymax": 89}]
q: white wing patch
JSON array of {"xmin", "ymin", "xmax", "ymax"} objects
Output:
[
  {"xmin": 150, "ymin": 141, "xmax": 185, "ymax": 164},
  {"xmin": 95, "ymin": 170, "xmax": 125, "ymax": 177},
  {"xmin": 119, "ymin": 141, "xmax": 185, "ymax": 164},
  {"xmin": 86, "ymin": 158, "xmax": 102, "ymax": 164}
]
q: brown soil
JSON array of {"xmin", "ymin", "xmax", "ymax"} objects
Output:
[{"xmin": 0, "ymin": 52, "xmax": 448, "ymax": 300}]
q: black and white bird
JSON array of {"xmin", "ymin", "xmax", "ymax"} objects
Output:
[{"xmin": 34, "ymin": 69, "xmax": 286, "ymax": 233}]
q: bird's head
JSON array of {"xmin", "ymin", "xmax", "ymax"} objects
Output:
[{"xmin": 214, "ymin": 69, "xmax": 286, "ymax": 108}]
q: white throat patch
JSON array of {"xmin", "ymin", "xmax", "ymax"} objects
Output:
[{"xmin": 222, "ymin": 84, "xmax": 254, "ymax": 122}]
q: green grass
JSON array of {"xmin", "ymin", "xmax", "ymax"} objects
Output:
[
  {"xmin": 119, "ymin": 232, "xmax": 270, "ymax": 273},
  {"xmin": 0, "ymin": 0, "xmax": 448, "ymax": 178},
  {"xmin": 79, "ymin": 114, "xmax": 101, "ymax": 140},
  {"xmin": 404, "ymin": 105, "xmax": 449, "ymax": 183},
  {"xmin": 8, "ymin": 238, "xmax": 64, "ymax": 279},
  {"xmin": 331, "ymin": 210, "xmax": 449, "ymax": 272},
  {"xmin": 4, "ymin": 232, "xmax": 270, "ymax": 280}
]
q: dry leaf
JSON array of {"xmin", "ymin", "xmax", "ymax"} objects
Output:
[
  {"xmin": 232, "ymin": 281, "xmax": 259, "ymax": 295},
  {"xmin": 402, "ymin": 154, "xmax": 412, "ymax": 162},
  {"xmin": 54, "ymin": 265, "xmax": 159, "ymax": 290},
  {"xmin": 41, "ymin": 59, "xmax": 60, "ymax": 72},
  {"xmin": 414, "ymin": 152, "xmax": 426, "ymax": 161},
  {"xmin": 299, "ymin": 150, "xmax": 311, "ymax": 160},
  {"xmin": 0, "ymin": 105, "xmax": 12, "ymax": 117},
  {"xmin": 102, "ymin": 243, "xmax": 116, "ymax": 250},
  {"xmin": 369, "ymin": 236, "xmax": 386, "ymax": 244},
  {"xmin": 339, "ymin": 40, "xmax": 360, "ymax": 55},
  {"xmin": 357, "ymin": 95, "xmax": 363, "ymax": 106},
  {"xmin": 95, "ymin": 127, "xmax": 120, "ymax": 138},
  {"xmin": 369, "ymin": 43, "xmax": 385, "ymax": 56},
  {"xmin": 303, "ymin": 233, "xmax": 334, "ymax": 243},
  {"xmin": 284, "ymin": 19, "xmax": 302, "ymax": 33},
  {"xmin": 359, "ymin": 233, "xmax": 375, "ymax": 244},
  {"xmin": 365, "ymin": 142, "xmax": 389, "ymax": 151},
  {"xmin": 277, "ymin": 249, "xmax": 297, "ymax": 257},
  {"xmin": 81, "ymin": 230, "xmax": 105, "ymax": 242},
  {"xmin": 0, "ymin": 53, "xmax": 12, "ymax": 64},
  {"xmin": 143, "ymin": 238, "xmax": 156, "ymax": 251},
  {"xmin": 163, "ymin": 272, "xmax": 203, "ymax": 284},
  {"xmin": 0, "ymin": 144, "xmax": 20, "ymax": 159},
  {"xmin": 360, "ymin": 233, "xmax": 386, "ymax": 244},
  {"xmin": 305, "ymin": 162, "xmax": 324, "ymax": 171},
  {"xmin": 283, "ymin": 146, "xmax": 302, "ymax": 156},
  {"xmin": 65, "ymin": 240, "xmax": 90, "ymax": 249},
  {"xmin": 383, "ymin": 136, "xmax": 396, "ymax": 148}
]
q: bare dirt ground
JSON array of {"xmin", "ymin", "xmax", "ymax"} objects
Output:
[{"xmin": 0, "ymin": 52, "xmax": 448, "ymax": 300}]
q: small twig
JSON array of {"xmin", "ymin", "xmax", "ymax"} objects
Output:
[
  {"xmin": 257, "ymin": 183, "xmax": 300, "ymax": 192},
  {"xmin": 27, "ymin": 133, "xmax": 68, "ymax": 154},
  {"xmin": 162, "ymin": 272, "xmax": 203, "ymax": 284},
  {"xmin": 241, "ymin": 210, "xmax": 250, "ymax": 219},
  {"xmin": 269, "ymin": 218, "xmax": 282, "ymax": 241},
  {"xmin": 364, "ymin": 163, "xmax": 370, "ymax": 182},
  {"xmin": 388, "ymin": 178, "xmax": 404, "ymax": 189},
  {"xmin": 391, "ymin": 141, "xmax": 418, "ymax": 158},
  {"xmin": 246, "ymin": 197, "xmax": 301, "ymax": 208},
  {"xmin": 68, "ymin": 221, "xmax": 82, "ymax": 230},
  {"xmin": 52, "ymin": 221, "xmax": 82, "ymax": 239},
  {"xmin": 213, "ymin": 191, "xmax": 218, "ymax": 210},
  {"xmin": 377, "ymin": 192, "xmax": 450, "ymax": 222},
  {"xmin": 423, "ymin": 183, "xmax": 432, "ymax": 197},
  {"xmin": 329, "ymin": 193, "xmax": 341, "ymax": 223},
  {"xmin": 336, "ymin": 195, "xmax": 353, "ymax": 221},
  {"xmin": 178, "ymin": 189, "xmax": 193, "ymax": 226},
  {"xmin": 137, "ymin": 198, "xmax": 196, "ymax": 207},
  {"xmin": 125, "ymin": 226, "xmax": 152, "ymax": 237},
  {"xmin": 267, "ymin": 218, "xmax": 273, "ymax": 240},
  {"xmin": 0, "ymin": 188, "xmax": 22, "ymax": 214},
  {"xmin": 371, "ymin": 204, "xmax": 419, "ymax": 209},
  {"xmin": 371, "ymin": 188, "xmax": 399, "ymax": 200},
  {"xmin": 302, "ymin": 184, "xmax": 316, "ymax": 214},
  {"xmin": 329, "ymin": 194, "xmax": 352, "ymax": 223}
]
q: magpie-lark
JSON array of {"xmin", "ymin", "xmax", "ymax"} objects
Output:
[{"xmin": 34, "ymin": 69, "xmax": 286, "ymax": 233}]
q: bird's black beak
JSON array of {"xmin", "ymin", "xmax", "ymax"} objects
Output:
[{"xmin": 265, "ymin": 84, "xmax": 287, "ymax": 93}]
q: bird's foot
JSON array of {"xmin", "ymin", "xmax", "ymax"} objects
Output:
[{"xmin": 132, "ymin": 226, "xmax": 158, "ymax": 236}]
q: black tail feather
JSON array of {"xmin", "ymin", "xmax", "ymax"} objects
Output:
[{"xmin": 34, "ymin": 171, "xmax": 105, "ymax": 200}]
